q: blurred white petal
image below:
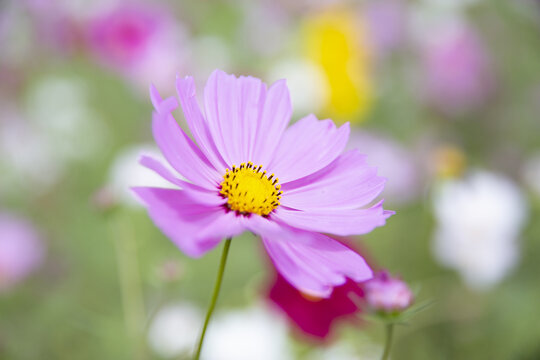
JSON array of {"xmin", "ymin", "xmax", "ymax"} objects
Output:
[
  {"xmin": 202, "ymin": 305, "xmax": 292, "ymax": 360},
  {"xmin": 148, "ymin": 303, "xmax": 202, "ymax": 358},
  {"xmin": 432, "ymin": 171, "xmax": 528, "ymax": 290},
  {"xmin": 108, "ymin": 144, "xmax": 177, "ymax": 207}
]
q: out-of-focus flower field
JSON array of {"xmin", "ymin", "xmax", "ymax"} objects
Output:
[{"xmin": 1, "ymin": 0, "xmax": 540, "ymax": 359}]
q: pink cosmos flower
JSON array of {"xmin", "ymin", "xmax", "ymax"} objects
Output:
[
  {"xmin": 133, "ymin": 70, "xmax": 393, "ymax": 297},
  {"xmin": 0, "ymin": 212, "xmax": 45, "ymax": 292},
  {"xmin": 364, "ymin": 271, "xmax": 413, "ymax": 312}
]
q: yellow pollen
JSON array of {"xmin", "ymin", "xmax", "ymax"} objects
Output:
[
  {"xmin": 300, "ymin": 292, "xmax": 324, "ymax": 302},
  {"xmin": 219, "ymin": 162, "xmax": 282, "ymax": 216}
]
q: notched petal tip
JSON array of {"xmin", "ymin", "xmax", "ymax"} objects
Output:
[
  {"xmin": 354, "ymin": 266, "xmax": 374, "ymax": 283},
  {"xmin": 174, "ymin": 73, "xmax": 187, "ymax": 80},
  {"xmin": 268, "ymin": 78, "xmax": 291, "ymax": 104},
  {"xmin": 210, "ymin": 68, "xmax": 225, "ymax": 77},
  {"xmin": 207, "ymin": 69, "xmax": 231, "ymax": 85},
  {"xmin": 377, "ymin": 175, "xmax": 389, "ymax": 186},
  {"xmin": 149, "ymin": 83, "xmax": 161, "ymax": 109},
  {"xmin": 138, "ymin": 154, "xmax": 151, "ymax": 166},
  {"xmin": 271, "ymin": 78, "xmax": 288, "ymax": 88},
  {"xmin": 371, "ymin": 199, "xmax": 395, "ymax": 221},
  {"xmin": 339, "ymin": 121, "xmax": 351, "ymax": 133},
  {"xmin": 176, "ymin": 75, "xmax": 197, "ymax": 98},
  {"xmin": 150, "ymin": 85, "xmax": 179, "ymax": 115}
]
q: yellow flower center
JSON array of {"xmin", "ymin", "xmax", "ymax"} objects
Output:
[{"xmin": 219, "ymin": 162, "xmax": 282, "ymax": 216}]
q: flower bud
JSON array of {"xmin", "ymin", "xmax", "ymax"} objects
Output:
[{"xmin": 364, "ymin": 271, "xmax": 413, "ymax": 312}]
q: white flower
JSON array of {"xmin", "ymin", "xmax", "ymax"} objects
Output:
[
  {"xmin": 239, "ymin": 0, "xmax": 291, "ymax": 56},
  {"xmin": 26, "ymin": 75, "xmax": 109, "ymax": 161},
  {"xmin": 189, "ymin": 36, "xmax": 232, "ymax": 84},
  {"xmin": 147, "ymin": 302, "xmax": 202, "ymax": 358},
  {"xmin": 267, "ymin": 58, "xmax": 328, "ymax": 115},
  {"xmin": 315, "ymin": 343, "xmax": 359, "ymax": 360},
  {"xmin": 432, "ymin": 171, "xmax": 527, "ymax": 290},
  {"xmin": 1, "ymin": 75, "xmax": 107, "ymax": 196},
  {"xmin": 421, "ymin": 0, "xmax": 481, "ymax": 13},
  {"xmin": 0, "ymin": 107, "xmax": 63, "ymax": 195},
  {"xmin": 108, "ymin": 144, "xmax": 177, "ymax": 207},
  {"xmin": 311, "ymin": 339, "xmax": 381, "ymax": 360},
  {"xmin": 522, "ymin": 152, "xmax": 540, "ymax": 198},
  {"xmin": 202, "ymin": 305, "xmax": 293, "ymax": 360},
  {"xmin": 409, "ymin": 0, "xmax": 475, "ymax": 47}
]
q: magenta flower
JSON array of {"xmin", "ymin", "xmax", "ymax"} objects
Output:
[
  {"xmin": 86, "ymin": 2, "xmax": 186, "ymax": 90},
  {"xmin": 88, "ymin": 4, "xmax": 161, "ymax": 67},
  {"xmin": 0, "ymin": 212, "xmax": 45, "ymax": 292},
  {"xmin": 364, "ymin": 271, "xmax": 413, "ymax": 312},
  {"xmin": 134, "ymin": 70, "xmax": 393, "ymax": 297},
  {"xmin": 268, "ymin": 273, "xmax": 365, "ymax": 340},
  {"xmin": 268, "ymin": 238, "xmax": 373, "ymax": 339}
]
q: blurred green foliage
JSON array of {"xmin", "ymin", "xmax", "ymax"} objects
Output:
[{"xmin": 1, "ymin": 1, "xmax": 540, "ymax": 359}]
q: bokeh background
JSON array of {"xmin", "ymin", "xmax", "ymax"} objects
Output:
[{"xmin": 1, "ymin": 0, "xmax": 540, "ymax": 359}]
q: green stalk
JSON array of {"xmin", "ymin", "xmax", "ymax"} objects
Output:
[
  {"xmin": 381, "ymin": 323, "xmax": 395, "ymax": 360},
  {"xmin": 193, "ymin": 238, "xmax": 232, "ymax": 360},
  {"xmin": 111, "ymin": 213, "xmax": 146, "ymax": 360}
]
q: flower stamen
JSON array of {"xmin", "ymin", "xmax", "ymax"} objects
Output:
[{"xmin": 219, "ymin": 162, "xmax": 282, "ymax": 216}]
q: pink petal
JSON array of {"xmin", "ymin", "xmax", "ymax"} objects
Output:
[
  {"xmin": 250, "ymin": 78, "xmax": 292, "ymax": 167},
  {"xmin": 238, "ymin": 76, "xmax": 268, "ymax": 162},
  {"xmin": 248, "ymin": 217, "xmax": 372, "ymax": 297},
  {"xmin": 132, "ymin": 187, "xmax": 245, "ymax": 257},
  {"xmin": 267, "ymin": 115, "xmax": 350, "ymax": 183},
  {"xmin": 203, "ymin": 70, "xmax": 265, "ymax": 165},
  {"xmin": 139, "ymin": 155, "xmax": 225, "ymax": 206},
  {"xmin": 274, "ymin": 201, "xmax": 394, "ymax": 236},
  {"xmin": 204, "ymin": 70, "xmax": 291, "ymax": 167},
  {"xmin": 150, "ymin": 84, "xmax": 178, "ymax": 114},
  {"xmin": 150, "ymin": 85, "xmax": 222, "ymax": 189},
  {"xmin": 176, "ymin": 76, "xmax": 229, "ymax": 173},
  {"xmin": 151, "ymin": 107, "xmax": 221, "ymax": 189},
  {"xmin": 280, "ymin": 150, "xmax": 386, "ymax": 210}
]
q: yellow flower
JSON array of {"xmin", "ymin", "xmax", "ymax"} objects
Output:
[{"xmin": 303, "ymin": 8, "xmax": 373, "ymax": 123}]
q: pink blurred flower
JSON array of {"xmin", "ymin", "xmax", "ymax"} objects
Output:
[
  {"xmin": 365, "ymin": 0, "xmax": 407, "ymax": 57},
  {"xmin": 86, "ymin": 2, "xmax": 187, "ymax": 91},
  {"xmin": 21, "ymin": 0, "xmax": 82, "ymax": 54},
  {"xmin": 423, "ymin": 24, "xmax": 494, "ymax": 115},
  {"xmin": 134, "ymin": 70, "xmax": 393, "ymax": 297},
  {"xmin": 347, "ymin": 131, "xmax": 422, "ymax": 205},
  {"xmin": 364, "ymin": 271, "xmax": 413, "ymax": 312},
  {"xmin": 0, "ymin": 212, "xmax": 45, "ymax": 292}
]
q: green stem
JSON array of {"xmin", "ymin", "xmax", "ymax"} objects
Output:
[
  {"xmin": 111, "ymin": 214, "xmax": 146, "ymax": 360},
  {"xmin": 381, "ymin": 323, "xmax": 395, "ymax": 360},
  {"xmin": 193, "ymin": 238, "xmax": 232, "ymax": 360}
]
